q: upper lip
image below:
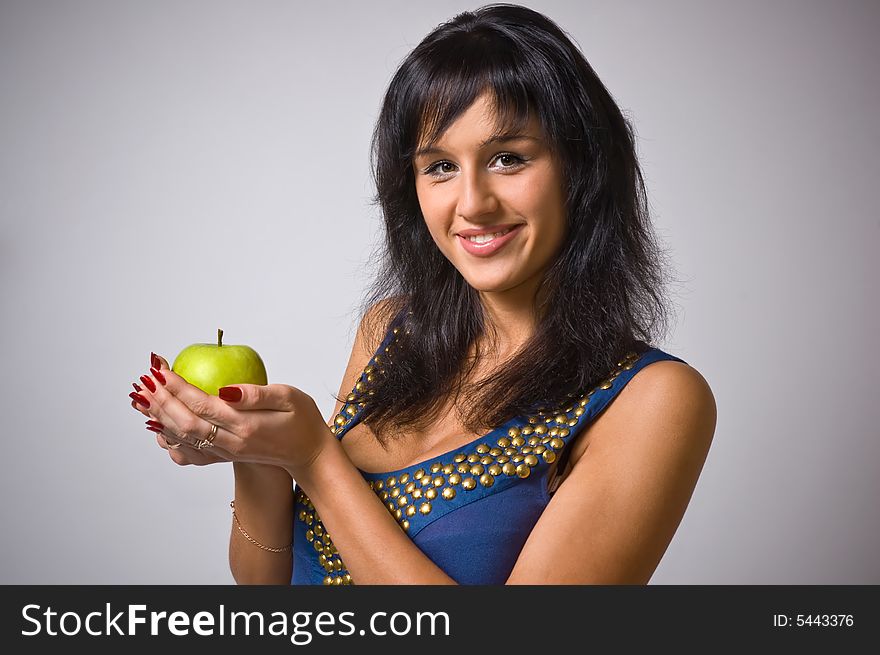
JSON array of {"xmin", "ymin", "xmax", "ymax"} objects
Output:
[{"xmin": 456, "ymin": 224, "xmax": 522, "ymax": 237}]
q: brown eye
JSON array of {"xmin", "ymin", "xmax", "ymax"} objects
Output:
[
  {"xmin": 424, "ymin": 161, "xmax": 455, "ymax": 177},
  {"xmin": 493, "ymin": 153, "xmax": 526, "ymax": 170}
]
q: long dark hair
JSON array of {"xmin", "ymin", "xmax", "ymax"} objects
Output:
[{"xmin": 348, "ymin": 3, "xmax": 673, "ymax": 445}]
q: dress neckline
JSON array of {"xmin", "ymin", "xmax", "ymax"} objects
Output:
[{"xmin": 348, "ymin": 420, "xmax": 513, "ymax": 480}]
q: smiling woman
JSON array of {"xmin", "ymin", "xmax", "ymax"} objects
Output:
[{"xmin": 132, "ymin": 3, "xmax": 716, "ymax": 586}]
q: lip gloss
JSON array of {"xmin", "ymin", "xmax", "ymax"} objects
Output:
[{"xmin": 457, "ymin": 224, "xmax": 523, "ymax": 257}]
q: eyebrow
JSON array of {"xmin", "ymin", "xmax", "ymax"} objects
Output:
[{"xmin": 414, "ymin": 134, "xmax": 541, "ymax": 159}]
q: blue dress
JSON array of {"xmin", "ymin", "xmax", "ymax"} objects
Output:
[{"xmin": 291, "ymin": 322, "xmax": 686, "ymax": 585}]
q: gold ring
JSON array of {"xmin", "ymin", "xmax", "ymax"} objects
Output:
[
  {"xmin": 166, "ymin": 440, "xmax": 182, "ymax": 450},
  {"xmin": 206, "ymin": 422, "xmax": 219, "ymax": 444},
  {"xmin": 196, "ymin": 423, "xmax": 219, "ymax": 449}
]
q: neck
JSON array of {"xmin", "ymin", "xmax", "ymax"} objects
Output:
[{"xmin": 476, "ymin": 275, "xmax": 549, "ymax": 357}]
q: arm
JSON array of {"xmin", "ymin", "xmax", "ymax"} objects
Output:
[
  {"xmin": 291, "ymin": 439, "xmax": 458, "ymax": 584},
  {"xmin": 141, "ymin": 356, "xmax": 295, "ymax": 585},
  {"xmin": 288, "ymin": 299, "xmax": 457, "ymax": 584},
  {"xmin": 228, "ymin": 462, "xmax": 295, "ymax": 584},
  {"xmin": 293, "ymin": 359, "xmax": 715, "ymax": 585},
  {"xmin": 506, "ymin": 360, "xmax": 717, "ymax": 584},
  {"xmin": 137, "ymin": 307, "xmax": 444, "ymax": 585}
]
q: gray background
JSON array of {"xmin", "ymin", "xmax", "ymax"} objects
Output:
[{"xmin": 1, "ymin": 0, "xmax": 877, "ymax": 584}]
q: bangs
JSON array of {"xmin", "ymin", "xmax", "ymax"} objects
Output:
[{"xmin": 409, "ymin": 51, "xmax": 538, "ymax": 159}]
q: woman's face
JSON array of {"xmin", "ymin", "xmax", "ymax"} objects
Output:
[{"xmin": 413, "ymin": 92, "xmax": 567, "ymax": 299}]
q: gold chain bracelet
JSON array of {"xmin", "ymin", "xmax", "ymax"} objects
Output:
[{"xmin": 230, "ymin": 500, "xmax": 293, "ymax": 553}]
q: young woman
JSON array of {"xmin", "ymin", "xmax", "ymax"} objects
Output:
[{"xmin": 130, "ymin": 4, "xmax": 716, "ymax": 585}]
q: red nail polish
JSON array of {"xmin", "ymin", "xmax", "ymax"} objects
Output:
[
  {"xmin": 139, "ymin": 375, "xmax": 156, "ymax": 393},
  {"xmin": 150, "ymin": 367, "xmax": 166, "ymax": 386},
  {"xmin": 145, "ymin": 419, "xmax": 164, "ymax": 429},
  {"xmin": 132, "ymin": 382, "xmax": 142, "ymax": 392},
  {"xmin": 145, "ymin": 425, "xmax": 163, "ymax": 434},
  {"xmin": 129, "ymin": 392, "xmax": 150, "ymax": 409},
  {"xmin": 219, "ymin": 386, "xmax": 242, "ymax": 402},
  {"xmin": 151, "ymin": 352, "xmax": 161, "ymax": 370}
]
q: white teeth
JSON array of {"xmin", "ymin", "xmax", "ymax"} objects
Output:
[{"xmin": 465, "ymin": 227, "xmax": 513, "ymax": 244}]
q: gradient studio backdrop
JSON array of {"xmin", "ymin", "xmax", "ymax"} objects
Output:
[{"xmin": 1, "ymin": 0, "xmax": 877, "ymax": 584}]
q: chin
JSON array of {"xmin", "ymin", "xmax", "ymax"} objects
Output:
[{"xmin": 462, "ymin": 276, "xmax": 517, "ymax": 293}]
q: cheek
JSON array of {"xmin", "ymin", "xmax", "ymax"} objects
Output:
[
  {"xmin": 416, "ymin": 191, "xmax": 453, "ymax": 244},
  {"xmin": 420, "ymin": 213, "xmax": 454, "ymax": 258}
]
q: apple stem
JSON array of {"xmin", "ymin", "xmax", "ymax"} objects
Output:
[{"xmin": 218, "ymin": 328, "xmax": 223, "ymax": 348}]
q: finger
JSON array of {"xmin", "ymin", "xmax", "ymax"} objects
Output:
[
  {"xmin": 156, "ymin": 433, "xmax": 181, "ymax": 450},
  {"xmin": 151, "ymin": 352, "xmax": 171, "ymax": 371},
  {"xmin": 167, "ymin": 438, "xmax": 228, "ymax": 465},
  {"xmin": 137, "ymin": 372, "xmax": 239, "ymax": 454},
  {"xmin": 218, "ymin": 383, "xmax": 301, "ymax": 412},
  {"xmin": 155, "ymin": 408, "xmax": 236, "ymax": 454},
  {"xmin": 131, "ymin": 399, "xmax": 149, "ymax": 416},
  {"xmin": 157, "ymin": 432, "xmax": 225, "ymax": 465},
  {"xmin": 130, "ymin": 381, "xmax": 150, "ymax": 416}
]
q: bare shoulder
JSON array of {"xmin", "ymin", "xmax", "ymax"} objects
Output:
[
  {"xmin": 625, "ymin": 358, "xmax": 714, "ymax": 414},
  {"xmin": 585, "ymin": 359, "xmax": 716, "ymax": 452},
  {"xmin": 507, "ymin": 358, "xmax": 717, "ymax": 583},
  {"xmin": 356, "ymin": 297, "xmax": 404, "ymax": 358},
  {"xmin": 325, "ymin": 297, "xmax": 404, "ymax": 427}
]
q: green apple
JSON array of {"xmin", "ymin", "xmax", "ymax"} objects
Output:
[{"xmin": 172, "ymin": 329, "xmax": 268, "ymax": 396}]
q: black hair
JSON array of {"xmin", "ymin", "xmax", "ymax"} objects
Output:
[{"xmin": 349, "ymin": 3, "xmax": 673, "ymax": 445}]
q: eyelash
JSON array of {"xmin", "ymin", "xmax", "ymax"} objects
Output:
[{"xmin": 420, "ymin": 153, "xmax": 528, "ymax": 179}]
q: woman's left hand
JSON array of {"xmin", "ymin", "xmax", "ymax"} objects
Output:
[{"xmin": 131, "ymin": 356, "xmax": 334, "ymax": 476}]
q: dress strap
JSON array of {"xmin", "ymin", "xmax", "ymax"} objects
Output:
[
  {"xmin": 330, "ymin": 309, "xmax": 406, "ymax": 441},
  {"xmin": 546, "ymin": 347, "xmax": 688, "ymax": 493},
  {"xmin": 572, "ymin": 347, "xmax": 687, "ymax": 432}
]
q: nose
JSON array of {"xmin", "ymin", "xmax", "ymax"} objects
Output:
[{"xmin": 456, "ymin": 167, "xmax": 499, "ymax": 220}]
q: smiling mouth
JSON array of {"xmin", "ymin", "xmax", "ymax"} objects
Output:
[
  {"xmin": 455, "ymin": 224, "xmax": 524, "ymax": 257},
  {"xmin": 462, "ymin": 227, "xmax": 515, "ymax": 244}
]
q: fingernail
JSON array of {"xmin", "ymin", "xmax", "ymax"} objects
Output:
[
  {"xmin": 151, "ymin": 352, "xmax": 161, "ymax": 370},
  {"xmin": 219, "ymin": 386, "xmax": 242, "ymax": 402},
  {"xmin": 145, "ymin": 419, "xmax": 164, "ymax": 429},
  {"xmin": 150, "ymin": 367, "xmax": 166, "ymax": 386},
  {"xmin": 132, "ymin": 382, "xmax": 142, "ymax": 392},
  {"xmin": 145, "ymin": 425, "xmax": 163, "ymax": 434},
  {"xmin": 139, "ymin": 375, "xmax": 156, "ymax": 393},
  {"xmin": 129, "ymin": 392, "xmax": 150, "ymax": 409}
]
